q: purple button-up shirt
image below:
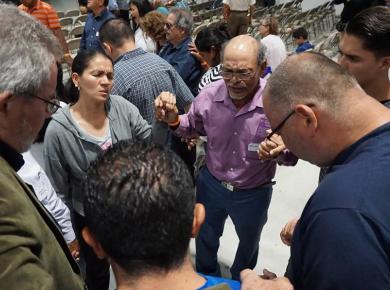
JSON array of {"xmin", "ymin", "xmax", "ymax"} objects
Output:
[{"xmin": 175, "ymin": 78, "xmax": 297, "ymax": 189}]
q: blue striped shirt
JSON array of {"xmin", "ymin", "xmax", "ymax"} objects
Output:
[{"xmin": 111, "ymin": 48, "xmax": 194, "ymax": 124}]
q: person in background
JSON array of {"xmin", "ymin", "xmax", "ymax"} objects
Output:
[
  {"xmin": 159, "ymin": 7, "xmax": 203, "ymax": 175},
  {"xmin": 153, "ymin": 0, "xmax": 170, "ymax": 14},
  {"xmin": 80, "ymin": 0, "xmax": 115, "ymax": 52},
  {"xmin": 78, "ymin": 0, "xmax": 88, "ymax": 14},
  {"xmin": 292, "ymin": 27, "xmax": 314, "ymax": 53},
  {"xmin": 191, "ymin": 24, "xmax": 231, "ymax": 91},
  {"xmin": 139, "ymin": 11, "xmax": 167, "ymax": 53},
  {"xmin": 130, "ymin": 0, "xmax": 157, "ymax": 52},
  {"xmin": 83, "ymin": 141, "xmax": 240, "ymax": 290},
  {"xmin": 18, "ymin": 151, "xmax": 79, "ymax": 259},
  {"xmin": 44, "ymin": 49, "xmax": 153, "ymax": 290},
  {"xmin": 187, "ymin": 24, "xmax": 231, "ymax": 176},
  {"xmin": 333, "ymin": 0, "xmax": 386, "ymax": 31},
  {"xmin": 108, "ymin": 0, "xmax": 119, "ymax": 15},
  {"xmin": 0, "ymin": 4, "xmax": 84, "ymax": 289},
  {"xmin": 339, "ymin": 6, "xmax": 390, "ymax": 107},
  {"xmin": 117, "ymin": 0, "xmax": 130, "ymax": 22},
  {"xmin": 160, "ymin": 8, "xmax": 203, "ymax": 95},
  {"xmin": 259, "ymin": 16, "xmax": 287, "ymax": 72},
  {"xmin": 99, "ymin": 18, "xmax": 193, "ymax": 145},
  {"xmin": 18, "ymin": 0, "xmax": 72, "ymax": 67},
  {"xmin": 223, "ymin": 0, "xmax": 255, "ymax": 37}
]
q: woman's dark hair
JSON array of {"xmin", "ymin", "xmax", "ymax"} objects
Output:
[
  {"xmin": 130, "ymin": 0, "xmax": 153, "ymax": 29},
  {"xmin": 195, "ymin": 24, "xmax": 231, "ymax": 66},
  {"xmin": 65, "ymin": 49, "xmax": 113, "ymax": 103}
]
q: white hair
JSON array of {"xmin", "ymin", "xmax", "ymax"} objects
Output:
[{"xmin": 0, "ymin": 3, "xmax": 62, "ymax": 95}]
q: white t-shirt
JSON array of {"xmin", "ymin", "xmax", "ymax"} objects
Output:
[
  {"xmin": 261, "ymin": 34, "xmax": 287, "ymax": 72},
  {"xmin": 134, "ymin": 27, "xmax": 157, "ymax": 53},
  {"xmin": 222, "ymin": 0, "xmax": 255, "ymax": 11}
]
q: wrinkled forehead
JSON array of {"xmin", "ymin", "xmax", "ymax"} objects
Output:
[{"xmin": 223, "ymin": 50, "xmax": 258, "ymax": 70}]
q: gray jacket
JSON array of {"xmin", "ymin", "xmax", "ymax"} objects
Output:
[{"xmin": 44, "ymin": 95, "xmax": 152, "ymax": 215}]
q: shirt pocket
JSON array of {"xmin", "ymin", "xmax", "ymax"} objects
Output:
[{"xmin": 245, "ymin": 117, "xmax": 270, "ymax": 160}]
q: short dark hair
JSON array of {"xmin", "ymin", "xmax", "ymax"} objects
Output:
[
  {"xmin": 103, "ymin": 0, "xmax": 109, "ymax": 6},
  {"xmin": 84, "ymin": 141, "xmax": 195, "ymax": 277},
  {"xmin": 292, "ymin": 27, "xmax": 308, "ymax": 40},
  {"xmin": 345, "ymin": 6, "xmax": 390, "ymax": 58},
  {"xmin": 99, "ymin": 18, "xmax": 135, "ymax": 48},
  {"xmin": 66, "ymin": 49, "xmax": 113, "ymax": 103}
]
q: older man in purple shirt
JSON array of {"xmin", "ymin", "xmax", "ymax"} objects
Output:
[{"xmin": 155, "ymin": 35, "xmax": 297, "ymax": 281}]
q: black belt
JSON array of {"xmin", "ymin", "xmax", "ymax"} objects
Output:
[
  {"xmin": 220, "ymin": 180, "xmax": 275, "ymax": 192},
  {"xmin": 230, "ymin": 10, "xmax": 248, "ymax": 13}
]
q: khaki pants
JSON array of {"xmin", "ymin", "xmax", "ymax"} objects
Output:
[{"xmin": 227, "ymin": 11, "xmax": 249, "ymax": 37}]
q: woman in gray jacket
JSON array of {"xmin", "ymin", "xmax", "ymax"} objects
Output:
[{"xmin": 44, "ymin": 49, "xmax": 152, "ymax": 290}]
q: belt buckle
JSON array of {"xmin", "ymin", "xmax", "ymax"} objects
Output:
[{"xmin": 221, "ymin": 181, "xmax": 234, "ymax": 191}]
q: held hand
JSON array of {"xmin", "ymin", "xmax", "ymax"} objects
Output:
[
  {"xmin": 155, "ymin": 91, "xmax": 179, "ymax": 124},
  {"xmin": 68, "ymin": 239, "xmax": 80, "ymax": 260},
  {"xmin": 258, "ymin": 130, "xmax": 286, "ymax": 160},
  {"xmin": 241, "ymin": 269, "xmax": 294, "ymax": 290},
  {"xmin": 280, "ymin": 217, "xmax": 299, "ymax": 246},
  {"xmin": 188, "ymin": 42, "xmax": 209, "ymax": 70},
  {"xmin": 188, "ymin": 42, "xmax": 203, "ymax": 63},
  {"xmin": 182, "ymin": 136, "xmax": 198, "ymax": 151}
]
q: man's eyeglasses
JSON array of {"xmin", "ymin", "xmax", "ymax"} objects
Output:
[
  {"xmin": 220, "ymin": 66, "xmax": 256, "ymax": 81},
  {"xmin": 266, "ymin": 104, "xmax": 314, "ymax": 140},
  {"xmin": 28, "ymin": 93, "xmax": 61, "ymax": 114},
  {"xmin": 266, "ymin": 110, "xmax": 295, "ymax": 140},
  {"xmin": 165, "ymin": 22, "xmax": 175, "ymax": 30}
]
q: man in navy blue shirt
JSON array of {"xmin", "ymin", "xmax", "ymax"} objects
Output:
[
  {"xmin": 241, "ymin": 52, "xmax": 390, "ymax": 290},
  {"xmin": 80, "ymin": 0, "xmax": 114, "ymax": 52},
  {"xmin": 159, "ymin": 8, "xmax": 203, "ymax": 96},
  {"xmin": 159, "ymin": 7, "xmax": 202, "ymax": 175}
]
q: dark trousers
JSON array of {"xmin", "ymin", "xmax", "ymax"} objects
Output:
[
  {"xmin": 73, "ymin": 212, "xmax": 110, "ymax": 290},
  {"xmin": 195, "ymin": 167, "xmax": 272, "ymax": 281},
  {"xmin": 227, "ymin": 11, "xmax": 249, "ymax": 37}
]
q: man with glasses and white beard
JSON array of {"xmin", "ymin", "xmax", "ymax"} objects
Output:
[{"xmin": 155, "ymin": 35, "xmax": 297, "ymax": 281}]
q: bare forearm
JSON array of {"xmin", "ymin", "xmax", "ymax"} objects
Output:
[{"xmin": 53, "ymin": 29, "xmax": 69, "ymax": 54}]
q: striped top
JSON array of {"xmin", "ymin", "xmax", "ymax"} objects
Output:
[
  {"xmin": 198, "ymin": 64, "xmax": 223, "ymax": 91},
  {"xmin": 19, "ymin": 0, "xmax": 61, "ymax": 30}
]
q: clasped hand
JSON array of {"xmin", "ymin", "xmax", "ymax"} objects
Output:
[
  {"xmin": 155, "ymin": 91, "xmax": 179, "ymax": 123},
  {"xmin": 258, "ymin": 130, "xmax": 286, "ymax": 160}
]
